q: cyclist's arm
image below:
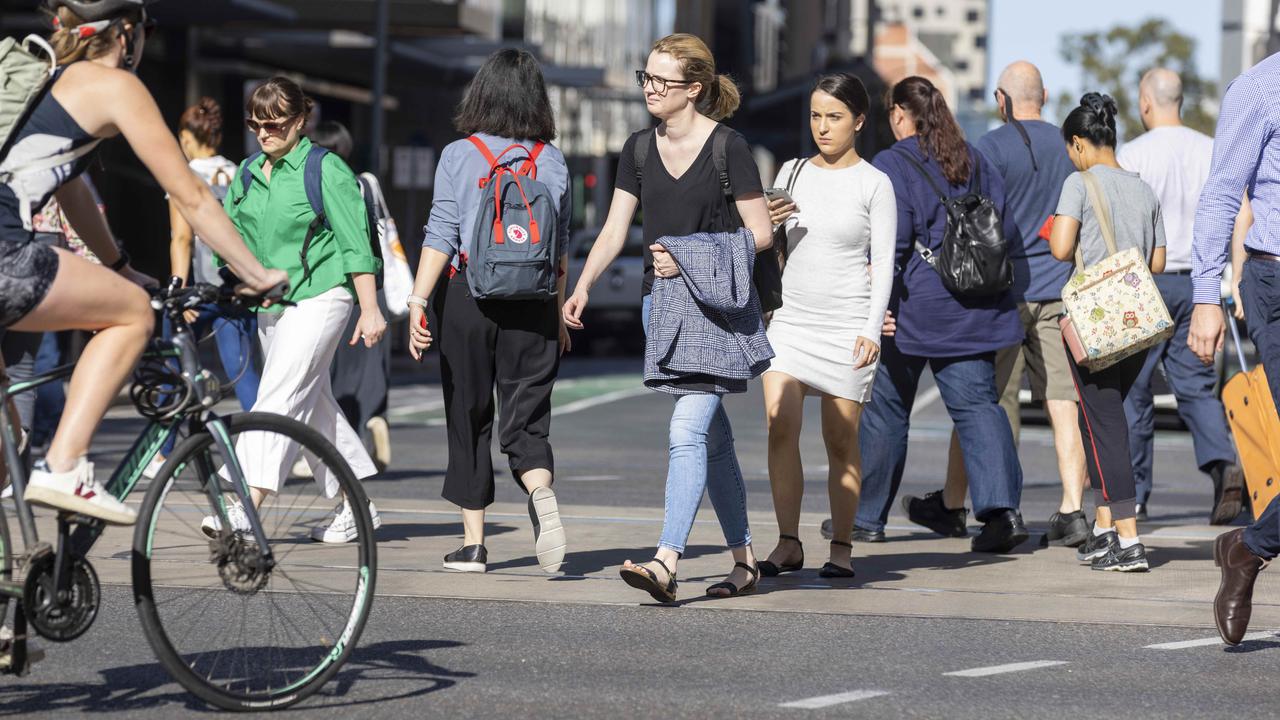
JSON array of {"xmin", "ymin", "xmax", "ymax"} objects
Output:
[
  {"xmin": 54, "ymin": 176, "xmax": 124, "ymax": 267},
  {"xmin": 168, "ymin": 198, "xmax": 194, "ymax": 284},
  {"xmin": 104, "ymin": 72, "xmax": 275, "ymax": 290}
]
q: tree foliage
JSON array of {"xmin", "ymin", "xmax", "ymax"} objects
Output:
[{"xmin": 1058, "ymin": 18, "xmax": 1217, "ymax": 140}]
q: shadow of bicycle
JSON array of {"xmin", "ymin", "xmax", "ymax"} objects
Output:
[{"xmin": 0, "ymin": 638, "xmax": 474, "ymax": 714}]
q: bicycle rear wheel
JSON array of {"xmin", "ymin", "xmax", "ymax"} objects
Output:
[{"xmin": 131, "ymin": 412, "xmax": 377, "ymax": 710}]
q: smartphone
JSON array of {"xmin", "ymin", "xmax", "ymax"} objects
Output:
[{"xmin": 764, "ymin": 187, "xmax": 793, "ymax": 205}]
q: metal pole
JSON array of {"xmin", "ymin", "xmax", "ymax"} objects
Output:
[{"xmin": 370, "ymin": 0, "xmax": 391, "ymax": 176}]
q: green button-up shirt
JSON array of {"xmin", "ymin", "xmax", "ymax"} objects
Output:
[{"xmin": 224, "ymin": 136, "xmax": 380, "ymax": 311}]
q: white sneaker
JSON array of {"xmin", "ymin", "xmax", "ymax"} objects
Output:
[
  {"xmin": 24, "ymin": 457, "xmax": 136, "ymax": 525},
  {"xmin": 310, "ymin": 499, "xmax": 382, "ymax": 543},
  {"xmin": 529, "ymin": 486, "xmax": 566, "ymax": 573},
  {"xmin": 366, "ymin": 416, "xmax": 391, "ymax": 472},
  {"xmin": 291, "ymin": 457, "xmax": 313, "ymax": 478},
  {"xmin": 201, "ymin": 501, "xmax": 252, "ymax": 538},
  {"xmin": 142, "ymin": 454, "xmax": 166, "ymax": 480}
]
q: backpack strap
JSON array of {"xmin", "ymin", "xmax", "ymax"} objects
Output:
[
  {"xmin": 1000, "ymin": 90, "xmax": 1039, "ymax": 172},
  {"xmin": 711, "ymin": 124, "xmax": 732, "ymax": 196},
  {"xmin": 521, "ymin": 142, "xmax": 545, "ymax": 177},
  {"xmin": 468, "ymin": 135, "xmax": 541, "ymax": 185},
  {"xmin": 236, "ymin": 152, "xmax": 263, "ymax": 204},
  {"xmin": 297, "ymin": 145, "xmax": 331, "ymax": 283},
  {"xmin": 633, "ymin": 130, "xmax": 651, "ymax": 187}
]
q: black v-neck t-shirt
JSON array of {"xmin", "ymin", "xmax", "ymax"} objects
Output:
[{"xmin": 616, "ymin": 125, "xmax": 763, "ymax": 295}]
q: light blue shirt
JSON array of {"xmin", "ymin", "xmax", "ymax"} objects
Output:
[
  {"xmin": 1192, "ymin": 51, "xmax": 1280, "ymax": 304},
  {"xmin": 422, "ymin": 133, "xmax": 572, "ymax": 273}
]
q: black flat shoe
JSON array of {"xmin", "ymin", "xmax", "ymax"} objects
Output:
[
  {"xmin": 903, "ymin": 491, "xmax": 969, "ymax": 538},
  {"xmin": 706, "ymin": 562, "xmax": 760, "ymax": 598},
  {"xmin": 620, "ymin": 557, "xmax": 677, "ymax": 603},
  {"xmin": 758, "ymin": 534, "xmax": 803, "ymax": 577},
  {"xmin": 443, "ymin": 544, "xmax": 488, "ymax": 573},
  {"xmin": 819, "ymin": 540, "xmax": 855, "ymax": 578}
]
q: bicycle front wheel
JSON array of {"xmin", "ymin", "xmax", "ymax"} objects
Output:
[{"xmin": 131, "ymin": 412, "xmax": 377, "ymax": 710}]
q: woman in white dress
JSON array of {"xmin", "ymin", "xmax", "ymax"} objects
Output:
[{"xmin": 760, "ymin": 73, "xmax": 896, "ymax": 578}]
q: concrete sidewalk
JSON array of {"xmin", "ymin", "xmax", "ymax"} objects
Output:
[{"xmin": 64, "ymin": 498, "xmax": 1280, "ymax": 632}]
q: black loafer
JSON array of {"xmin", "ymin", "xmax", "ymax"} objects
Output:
[
  {"xmin": 443, "ymin": 544, "xmax": 488, "ymax": 573},
  {"xmin": 971, "ymin": 509, "xmax": 1029, "ymax": 553},
  {"xmin": 903, "ymin": 491, "xmax": 969, "ymax": 538}
]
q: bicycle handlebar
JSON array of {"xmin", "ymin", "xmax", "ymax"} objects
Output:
[{"xmin": 150, "ymin": 277, "xmax": 291, "ymax": 314}]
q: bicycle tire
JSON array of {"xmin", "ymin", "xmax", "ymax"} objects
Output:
[{"xmin": 131, "ymin": 412, "xmax": 377, "ymax": 711}]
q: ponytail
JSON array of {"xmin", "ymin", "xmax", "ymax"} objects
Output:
[
  {"xmin": 704, "ymin": 74, "xmax": 741, "ymax": 121},
  {"xmin": 889, "ymin": 76, "xmax": 971, "ymax": 185}
]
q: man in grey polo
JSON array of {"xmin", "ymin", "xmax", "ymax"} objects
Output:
[{"xmin": 1117, "ymin": 68, "xmax": 1244, "ymax": 525}]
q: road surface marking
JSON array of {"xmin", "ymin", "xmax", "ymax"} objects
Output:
[
  {"xmin": 944, "ymin": 660, "xmax": 1067, "ymax": 677},
  {"xmin": 779, "ymin": 690, "xmax": 890, "ymax": 709},
  {"xmin": 1145, "ymin": 630, "xmax": 1280, "ymax": 650},
  {"xmin": 552, "ymin": 386, "xmax": 649, "ymax": 416}
]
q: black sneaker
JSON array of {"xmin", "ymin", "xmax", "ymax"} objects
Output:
[
  {"xmin": 1076, "ymin": 530, "xmax": 1119, "ymax": 562},
  {"xmin": 1209, "ymin": 462, "xmax": 1245, "ymax": 526},
  {"xmin": 1135, "ymin": 503, "xmax": 1149, "ymax": 522},
  {"xmin": 902, "ymin": 491, "xmax": 969, "ymax": 538},
  {"xmin": 1091, "ymin": 542, "xmax": 1150, "ymax": 572},
  {"xmin": 971, "ymin": 509, "xmax": 1029, "ymax": 553},
  {"xmin": 443, "ymin": 544, "xmax": 488, "ymax": 573},
  {"xmin": 819, "ymin": 519, "xmax": 886, "ymax": 543},
  {"xmin": 1041, "ymin": 511, "xmax": 1090, "ymax": 548}
]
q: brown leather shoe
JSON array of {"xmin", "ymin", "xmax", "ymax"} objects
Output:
[{"xmin": 1214, "ymin": 528, "xmax": 1266, "ymax": 645}]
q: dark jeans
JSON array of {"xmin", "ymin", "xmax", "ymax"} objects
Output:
[
  {"xmin": 331, "ymin": 296, "xmax": 391, "ymax": 441},
  {"xmin": 1123, "ymin": 273, "xmax": 1236, "ymax": 504},
  {"xmin": 855, "ymin": 338, "xmax": 1024, "ymax": 532},
  {"xmin": 1241, "ymin": 258, "xmax": 1280, "ymax": 559},
  {"xmin": 1070, "ymin": 348, "xmax": 1148, "ymax": 521},
  {"xmin": 0, "ymin": 331, "xmax": 41, "ymax": 429}
]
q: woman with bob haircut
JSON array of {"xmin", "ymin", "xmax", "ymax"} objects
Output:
[
  {"xmin": 408, "ymin": 48, "xmax": 572, "ymax": 575},
  {"xmin": 1, "ymin": 0, "xmax": 286, "ymax": 525},
  {"xmin": 201, "ymin": 76, "xmax": 386, "ymax": 544},
  {"xmin": 759, "ymin": 72, "xmax": 896, "ymax": 579},
  {"xmin": 564, "ymin": 33, "xmax": 774, "ymax": 601}
]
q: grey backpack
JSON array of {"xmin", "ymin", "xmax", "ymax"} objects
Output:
[
  {"xmin": 0, "ymin": 36, "xmax": 57, "ymax": 167},
  {"xmin": 464, "ymin": 136, "xmax": 559, "ymax": 301}
]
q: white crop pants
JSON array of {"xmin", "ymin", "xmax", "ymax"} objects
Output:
[{"xmin": 237, "ymin": 286, "xmax": 376, "ymax": 498}]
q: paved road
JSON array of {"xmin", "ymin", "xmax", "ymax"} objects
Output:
[{"xmin": 8, "ymin": 354, "xmax": 1278, "ymax": 717}]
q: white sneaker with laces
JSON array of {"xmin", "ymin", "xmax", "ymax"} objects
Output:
[
  {"xmin": 201, "ymin": 501, "xmax": 253, "ymax": 538},
  {"xmin": 24, "ymin": 457, "xmax": 136, "ymax": 525},
  {"xmin": 311, "ymin": 499, "xmax": 381, "ymax": 543}
]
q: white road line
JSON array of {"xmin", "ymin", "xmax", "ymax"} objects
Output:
[
  {"xmin": 388, "ymin": 398, "xmax": 446, "ymax": 417},
  {"xmin": 779, "ymin": 690, "xmax": 890, "ymax": 709},
  {"xmin": 1145, "ymin": 630, "xmax": 1280, "ymax": 650},
  {"xmin": 943, "ymin": 660, "xmax": 1068, "ymax": 677},
  {"xmin": 910, "ymin": 385, "xmax": 943, "ymax": 418},
  {"xmin": 552, "ymin": 386, "xmax": 649, "ymax": 416}
]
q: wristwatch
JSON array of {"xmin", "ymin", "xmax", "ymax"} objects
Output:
[
  {"xmin": 406, "ymin": 295, "xmax": 429, "ymax": 310},
  {"xmin": 109, "ymin": 250, "xmax": 131, "ymax": 272}
]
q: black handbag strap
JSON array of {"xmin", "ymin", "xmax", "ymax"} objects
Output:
[
  {"xmin": 784, "ymin": 156, "xmax": 808, "ymax": 193},
  {"xmin": 999, "ymin": 88, "xmax": 1039, "ymax": 172}
]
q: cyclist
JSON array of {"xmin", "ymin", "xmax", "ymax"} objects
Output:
[{"xmin": 0, "ymin": 0, "xmax": 287, "ymax": 525}]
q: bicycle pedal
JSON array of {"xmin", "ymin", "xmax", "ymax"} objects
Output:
[{"xmin": 58, "ymin": 511, "xmax": 104, "ymax": 527}]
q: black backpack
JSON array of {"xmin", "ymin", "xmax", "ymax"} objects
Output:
[
  {"xmin": 235, "ymin": 145, "xmax": 383, "ymax": 288},
  {"xmin": 633, "ymin": 125, "xmax": 783, "ymax": 312},
  {"xmin": 896, "ymin": 149, "xmax": 1012, "ymax": 298}
]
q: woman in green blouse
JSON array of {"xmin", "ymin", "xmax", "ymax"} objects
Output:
[{"xmin": 201, "ymin": 77, "xmax": 386, "ymax": 544}]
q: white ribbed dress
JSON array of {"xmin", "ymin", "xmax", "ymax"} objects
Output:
[{"xmin": 765, "ymin": 159, "xmax": 897, "ymax": 402}]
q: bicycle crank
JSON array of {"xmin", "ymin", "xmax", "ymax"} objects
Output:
[{"xmin": 22, "ymin": 546, "xmax": 100, "ymax": 642}]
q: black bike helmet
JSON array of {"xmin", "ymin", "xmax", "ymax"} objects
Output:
[{"xmin": 45, "ymin": 0, "xmax": 155, "ymax": 22}]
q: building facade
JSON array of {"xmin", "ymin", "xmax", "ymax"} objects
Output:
[{"xmin": 1222, "ymin": 0, "xmax": 1280, "ymax": 87}]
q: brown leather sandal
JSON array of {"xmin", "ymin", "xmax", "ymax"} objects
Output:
[{"xmin": 620, "ymin": 557, "xmax": 678, "ymax": 603}]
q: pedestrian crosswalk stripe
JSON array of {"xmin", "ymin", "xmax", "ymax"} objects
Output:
[
  {"xmin": 778, "ymin": 690, "xmax": 890, "ymax": 709},
  {"xmin": 943, "ymin": 660, "xmax": 1068, "ymax": 677}
]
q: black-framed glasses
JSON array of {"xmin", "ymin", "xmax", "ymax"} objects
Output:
[{"xmin": 635, "ymin": 70, "xmax": 693, "ymax": 93}]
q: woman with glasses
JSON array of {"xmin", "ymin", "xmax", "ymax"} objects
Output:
[
  {"xmin": 201, "ymin": 77, "xmax": 386, "ymax": 544},
  {"xmin": 1, "ymin": 0, "xmax": 286, "ymax": 525},
  {"xmin": 564, "ymin": 33, "xmax": 774, "ymax": 601}
]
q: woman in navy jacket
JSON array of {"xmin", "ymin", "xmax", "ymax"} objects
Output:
[{"xmin": 854, "ymin": 77, "xmax": 1028, "ymax": 553}]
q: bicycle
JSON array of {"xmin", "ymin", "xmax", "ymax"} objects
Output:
[{"xmin": 0, "ymin": 281, "xmax": 377, "ymax": 710}]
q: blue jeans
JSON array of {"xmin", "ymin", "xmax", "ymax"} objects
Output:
[
  {"xmin": 642, "ymin": 294, "xmax": 752, "ymax": 553},
  {"xmin": 161, "ymin": 303, "xmax": 260, "ymax": 454},
  {"xmin": 1124, "ymin": 274, "xmax": 1236, "ymax": 504},
  {"xmin": 30, "ymin": 331, "xmax": 66, "ymax": 447},
  {"xmin": 1241, "ymin": 259, "xmax": 1280, "ymax": 559},
  {"xmin": 855, "ymin": 339, "xmax": 1024, "ymax": 532}
]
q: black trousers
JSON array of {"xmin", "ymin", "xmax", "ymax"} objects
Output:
[
  {"xmin": 331, "ymin": 295, "xmax": 391, "ymax": 441},
  {"xmin": 1067, "ymin": 346, "xmax": 1149, "ymax": 521},
  {"xmin": 436, "ymin": 274, "xmax": 560, "ymax": 510}
]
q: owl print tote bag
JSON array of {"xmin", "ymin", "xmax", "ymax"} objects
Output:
[{"xmin": 1058, "ymin": 171, "xmax": 1173, "ymax": 372}]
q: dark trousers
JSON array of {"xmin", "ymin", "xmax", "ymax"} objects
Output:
[
  {"xmin": 1123, "ymin": 273, "xmax": 1236, "ymax": 504},
  {"xmin": 1241, "ymin": 258, "xmax": 1280, "ymax": 558},
  {"xmin": 436, "ymin": 275, "xmax": 560, "ymax": 510},
  {"xmin": 331, "ymin": 295, "xmax": 391, "ymax": 440},
  {"xmin": 1068, "ymin": 347, "xmax": 1148, "ymax": 522},
  {"xmin": 855, "ymin": 338, "xmax": 1023, "ymax": 531}
]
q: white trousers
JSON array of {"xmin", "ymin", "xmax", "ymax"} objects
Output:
[{"xmin": 237, "ymin": 287, "xmax": 376, "ymax": 498}]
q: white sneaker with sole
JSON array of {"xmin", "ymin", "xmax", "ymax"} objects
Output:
[
  {"xmin": 529, "ymin": 486, "xmax": 566, "ymax": 573},
  {"xmin": 201, "ymin": 502, "xmax": 252, "ymax": 538},
  {"xmin": 366, "ymin": 416, "xmax": 391, "ymax": 472},
  {"xmin": 25, "ymin": 457, "xmax": 136, "ymax": 525},
  {"xmin": 311, "ymin": 499, "xmax": 382, "ymax": 543}
]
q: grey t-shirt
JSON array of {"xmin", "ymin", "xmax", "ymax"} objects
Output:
[{"xmin": 1055, "ymin": 165, "xmax": 1165, "ymax": 268}]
